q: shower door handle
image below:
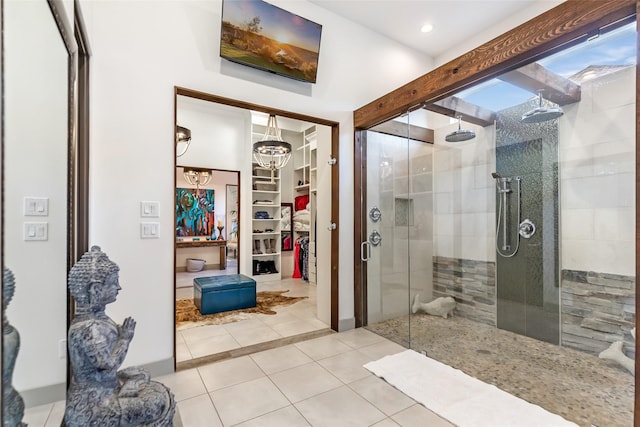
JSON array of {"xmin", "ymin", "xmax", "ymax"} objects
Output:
[{"xmin": 361, "ymin": 241, "xmax": 371, "ymax": 262}]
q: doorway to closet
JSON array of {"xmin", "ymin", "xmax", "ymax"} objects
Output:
[{"xmin": 173, "ymin": 87, "xmax": 340, "ymax": 369}]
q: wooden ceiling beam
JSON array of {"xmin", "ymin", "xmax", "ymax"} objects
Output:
[
  {"xmin": 369, "ymin": 121, "xmax": 434, "ymax": 143},
  {"xmin": 425, "ymin": 96, "xmax": 496, "ymax": 127},
  {"xmin": 498, "ymin": 63, "xmax": 581, "ymax": 105},
  {"xmin": 353, "ymin": 0, "xmax": 635, "ymax": 129}
]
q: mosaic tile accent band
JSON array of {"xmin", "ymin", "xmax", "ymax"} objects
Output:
[
  {"xmin": 432, "ymin": 256, "xmax": 496, "ymax": 326},
  {"xmin": 561, "ymin": 269, "xmax": 636, "ymax": 358}
]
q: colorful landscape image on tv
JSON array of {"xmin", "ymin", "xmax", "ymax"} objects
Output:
[{"xmin": 220, "ymin": 0, "xmax": 322, "ymax": 83}]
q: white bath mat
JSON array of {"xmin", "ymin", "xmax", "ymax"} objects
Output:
[{"xmin": 364, "ymin": 350, "xmax": 578, "ymax": 427}]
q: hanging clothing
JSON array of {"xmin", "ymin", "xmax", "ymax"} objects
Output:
[
  {"xmin": 292, "ymin": 239, "xmax": 302, "ymax": 278},
  {"xmin": 296, "ymin": 236, "xmax": 309, "ymax": 281}
]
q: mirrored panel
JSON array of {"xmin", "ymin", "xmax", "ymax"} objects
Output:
[{"xmin": 4, "ymin": 0, "xmax": 72, "ymax": 415}]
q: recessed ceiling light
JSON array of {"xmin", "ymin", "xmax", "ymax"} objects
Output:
[{"xmin": 421, "ymin": 23, "xmax": 433, "ymax": 33}]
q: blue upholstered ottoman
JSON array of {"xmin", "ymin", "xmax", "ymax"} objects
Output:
[{"xmin": 193, "ymin": 274, "xmax": 257, "ymax": 315}]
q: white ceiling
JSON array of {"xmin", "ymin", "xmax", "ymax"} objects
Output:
[{"xmin": 307, "ymin": 0, "xmax": 557, "ymax": 59}]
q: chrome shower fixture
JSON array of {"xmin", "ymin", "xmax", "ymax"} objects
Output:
[
  {"xmin": 445, "ymin": 115, "xmax": 476, "ymax": 142},
  {"xmin": 521, "ymin": 90, "xmax": 564, "ymax": 124}
]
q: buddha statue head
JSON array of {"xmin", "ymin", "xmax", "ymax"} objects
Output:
[{"xmin": 68, "ymin": 246, "xmax": 120, "ymax": 310}]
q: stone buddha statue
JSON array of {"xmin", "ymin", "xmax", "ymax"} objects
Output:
[
  {"xmin": 64, "ymin": 246, "xmax": 175, "ymax": 427},
  {"xmin": 3, "ymin": 268, "xmax": 26, "ymax": 427}
]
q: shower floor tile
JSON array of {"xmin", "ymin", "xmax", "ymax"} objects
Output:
[{"xmin": 366, "ymin": 314, "xmax": 633, "ymax": 427}]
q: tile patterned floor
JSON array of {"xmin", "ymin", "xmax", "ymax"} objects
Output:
[
  {"xmin": 176, "ymin": 272, "xmax": 329, "ymax": 365},
  {"xmin": 25, "ymin": 329, "xmax": 455, "ymax": 427}
]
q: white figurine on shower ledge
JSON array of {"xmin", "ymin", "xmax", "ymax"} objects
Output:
[
  {"xmin": 412, "ymin": 295, "xmax": 456, "ymax": 318},
  {"xmin": 598, "ymin": 327, "xmax": 635, "ymax": 375}
]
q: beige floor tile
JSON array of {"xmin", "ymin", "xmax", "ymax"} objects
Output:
[
  {"xmin": 335, "ymin": 328, "xmax": 385, "ymax": 349},
  {"xmin": 235, "ymin": 405, "xmax": 311, "ymax": 426},
  {"xmin": 316, "ymin": 350, "xmax": 373, "ymax": 384},
  {"xmin": 187, "ymin": 333, "xmax": 241, "ymax": 359},
  {"xmin": 295, "ymin": 385, "xmax": 386, "ymax": 427},
  {"xmin": 181, "ymin": 324, "xmax": 229, "ymax": 341},
  {"xmin": 198, "ymin": 355, "xmax": 265, "ymax": 392},
  {"xmin": 210, "ymin": 377, "xmax": 290, "ymax": 426},
  {"xmin": 357, "ymin": 340, "xmax": 406, "ymax": 361},
  {"xmin": 222, "ymin": 318, "xmax": 265, "ymax": 333},
  {"xmin": 258, "ymin": 311, "xmax": 302, "ymax": 327},
  {"xmin": 250, "ymin": 344, "xmax": 314, "ymax": 375},
  {"xmin": 43, "ymin": 400, "xmax": 65, "ymax": 427},
  {"xmin": 228, "ymin": 324, "xmax": 283, "ymax": 346},
  {"xmin": 154, "ymin": 368, "xmax": 207, "ymax": 402},
  {"xmin": 269, "ymin": 362, "xmax": 342, "ymax": 403},
  {"xmin": 294, "ymin": 334, "xmax": 353, "ymax": 361},
  {"xmin": 348, "ymin": 376, "xmax": 415, "ymax": 416},
  {"xmin": 176, "ymin": 343, "xmax": 193, "ymax": 363},
  {"xmin": 270, "ymin": 318, "xmax": 326, "ymax": 337},
  {"xmin": 176, "ymin": 394, "xmax": 223, "ymax": 427},
  {"xmin": 23, "ymin": 403, "xmax": 55, "ymax": 427},
  {"xmin": 391, "ymin": 404, "xmax": 455, "ymax": 427},
  {"xmin": 176, "ymin": 286, "xmax": 193, "ymax": 299},
  {"xmin": 371, "ymin": 419, "xmax": 401, "ymax": 427}
]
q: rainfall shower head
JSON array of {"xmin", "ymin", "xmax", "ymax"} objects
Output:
[
  {"xmin": 521, "ymin": 90, "xmax": 564, "ymax": 124},
  {"xmin": 491, "ymin": 172, "xmax": 501, "ymax": 179},
  {"xmin": 445, "ymin": 115, "xmax": 476, "ymax": 142}
]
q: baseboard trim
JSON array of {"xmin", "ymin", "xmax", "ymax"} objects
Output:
[
  {"xmin": 21, "ymin": 357, "xmax": 175, "ymax": 408},
  {"xmin": 338, "ymin": 317, "xmax": 356, "ymax": 332},
  {"xmin": 22, "ymin": 382, "xmax": 66, "ymax": 408}
]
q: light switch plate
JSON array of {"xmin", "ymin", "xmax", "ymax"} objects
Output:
[
  {"xmin": 24, "ymin": 197, "xmax": 49, "ymax": 216},
  {"xmin": 24, "ymin": 222, "xmax": 48, "ymax": 241},
  {"xmin": 141, "ymin": 222, "xmax": 160, "ymax": 239},
  {"xmin": 140, "ymin": 201, "xmax": 160, "ymax": 217}
]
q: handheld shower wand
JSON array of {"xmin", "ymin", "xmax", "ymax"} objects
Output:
[{"xmin": 492, "ymin": 172, "xmax": 521, "ymax": 257}]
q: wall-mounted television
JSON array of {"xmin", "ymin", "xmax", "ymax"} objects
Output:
[{"xmin": 220, "ymin": 0, "xmax": 322, "ymax": 83}]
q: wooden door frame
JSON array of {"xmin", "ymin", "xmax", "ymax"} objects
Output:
[
  {"xmin": 353, "ymin": 0, "xmax": 639, "ymax": 419},
  {"xmin": 172, "ymin": 87, "xmax": 340, "ymax": 368}
]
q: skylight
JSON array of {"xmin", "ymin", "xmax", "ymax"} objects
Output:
[{"xmin": 455, "ymin": 21, "xmax": 636, "ymax": 113}]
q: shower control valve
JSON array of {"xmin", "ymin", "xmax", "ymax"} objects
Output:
[{"xmin": 519, "ymin": 219, "xmax": 536, "ymax": 239}]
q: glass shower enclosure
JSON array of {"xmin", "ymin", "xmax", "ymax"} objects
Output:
[{"xmin": 360, "ymin": 20, "xmax": 636, "ymax": 427}]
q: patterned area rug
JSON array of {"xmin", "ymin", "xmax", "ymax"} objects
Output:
[{"xmin": 176, "ymin": 290, "xmax": 306, "ymax": 328}]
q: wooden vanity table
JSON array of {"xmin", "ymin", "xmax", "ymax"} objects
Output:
[{"xmin": 176, "ymin": 239, "xmax": 227, "ymax": 270}]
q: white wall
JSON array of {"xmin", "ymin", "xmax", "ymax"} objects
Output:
[
  {"xmin": 433, "ymin": 120, "xmax": 496, "ymax": 262},
  {"xmin": 81, "ymin": 0, "xmax": 434, "ymax": 369},
  {"xmin": 434, "ymin": 1, "xmax": 562, "ymax": 66},
  {"xmin": 559, "ymin": 67, "xmax": 636, "ymax": 276}
]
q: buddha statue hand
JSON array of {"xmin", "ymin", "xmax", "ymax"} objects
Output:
[
  {"xmin": 118, "ymin": 366, "xmax": 151, "ymax": 397},
  {"xmin": 119, "ymin": 317, "xmax": 136, "ymax": 342}
]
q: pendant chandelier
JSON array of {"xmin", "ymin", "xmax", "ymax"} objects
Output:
[
  {"xmin": 176, "ymin": 125, "xmax": 192, "ymax": 157},
  {"xmin": 183, "ymin": 167, "xmax": 212, "ymax": 191},
  {"xmin": 253, "ymin": 115, "xmax": 292, "ymax": 171}
]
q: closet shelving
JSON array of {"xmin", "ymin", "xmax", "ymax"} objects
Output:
[{"xmin": 251, "ymin": 163, "xmax": 281, "ymax": 281}]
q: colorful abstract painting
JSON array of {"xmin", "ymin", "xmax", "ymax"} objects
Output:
[{"xmin": 176, "ymin": 188, "xmax": 215, "ymax": 237}]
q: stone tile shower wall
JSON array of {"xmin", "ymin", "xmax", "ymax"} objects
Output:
[
  {"xmin": 432, "ymin": 256, "xmax": 496, "ymax": 326},
  {"xmin": 561, "ymin": 270, "xmax": 635, "ymax": 358},
  {"xmin": 559, "ymin": 66, "xmax": 636, "ymax": 356}
]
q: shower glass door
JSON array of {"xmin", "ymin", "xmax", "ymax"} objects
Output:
[{"xmin": 363, "ymin": 110, "xmax": 434, "ymax": 349}]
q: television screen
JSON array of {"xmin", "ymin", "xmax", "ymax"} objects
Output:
[{"xmin": 220, "ymin": 0, "xmax": 322, "ymax": 83}]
